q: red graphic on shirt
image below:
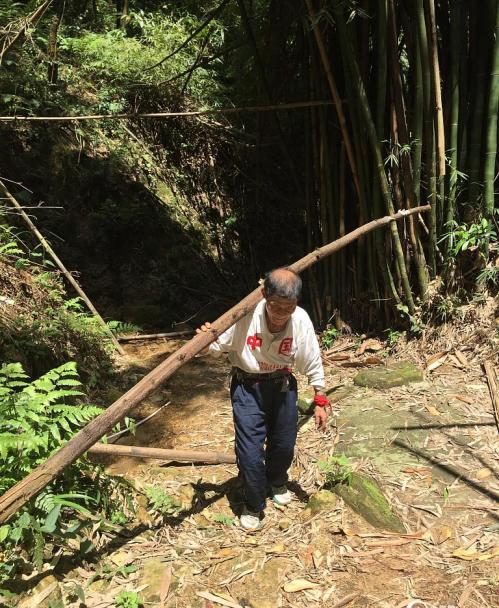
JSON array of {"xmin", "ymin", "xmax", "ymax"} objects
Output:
[
  {"xmin": 278, "ymin": 337, "xmax": 293, "ymax": 356},
  {"xmin": 246, "ymin": 334, "xmax": 262, "ymax": 350}
]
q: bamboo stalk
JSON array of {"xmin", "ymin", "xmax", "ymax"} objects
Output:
[
  {"xmin": 332, "ymin": 2, "xmax": 416, "ymax": 313},
  {"xmin": 467, "ymin": 8, "xmax": 489, "ymax": 207},
  {"xmin": 372, "ymin": 0, "xmax": 399, "ymax": 311},
  {"xmin": 0, "ymin": 179, "xmax": 125, "ymax": 356},
  {"xmin": 387, "ymin": 0, "xmax": 428, "ymax": 297},
  {"xmin": 426, "ymin": 0, "xmax": 446, "ymax": 177},
  {"xmin": 445, "ymin": 0, "xmax": 462, "ymax": 245},
  {"xmin": 88, "ymin": 443, "xmax": 237, "ymax": 464},
  {"xmin": 416, "ymin": 0, "xmax": 436, "ymax": 275},
  {"xmin": 483, "ymin": 2, "xmax": 499, "ymax": 218},
  {"xmin": 412, "ymin": 22, "xmax": 423, "ymax": 206},
  {"xmin": 304, "ymin": 0, "xmax": 363, "ymax": 201},
  {"xmin": 0, "ymin": 206, "xmax": 430, "ymax": 523}
]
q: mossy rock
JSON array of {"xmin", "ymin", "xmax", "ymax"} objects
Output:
[
  {"xmin": 307, "ymin": 490, "xmax": 338, "ymax": 514},
  {"xmin": 353, "ymin": 361, "xmax": 423, "ymax": 389},
  {"xmin": 333, "ymin": 472, "xmax": 405, "ymax": 533}
]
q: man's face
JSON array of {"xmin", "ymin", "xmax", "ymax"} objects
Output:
[{"xmin": 264, "ymin": 295, "xmax": 297, "ymax": 327}]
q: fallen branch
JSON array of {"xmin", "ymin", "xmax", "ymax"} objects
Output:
[
  {"xmin": 0, "ymin": 179, "xmax": 125, "ymax": 356},
  {"xmin": 483, "ymin": 360, "xmax": 499, "ymax": 434},
  {"xmin": 0, "ymin": 205, "xmax": 430, "ymax": 523},
  {"xmin": 88, "ymin": 443, "xmax": 236, "ymax": 464}
]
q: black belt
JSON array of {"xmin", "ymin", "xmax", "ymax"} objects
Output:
[{"xmin": 232, "ymin": 367, "xmax": 291, "ymax": 382}]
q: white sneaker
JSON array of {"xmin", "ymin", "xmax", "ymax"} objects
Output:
[
  {"xmin": 240, "ymin": 507, "xmax": 261, "ymax": 530},
  {"xmin": 271, "ymin": 485, "xmax": 292, "ymax": 506}
]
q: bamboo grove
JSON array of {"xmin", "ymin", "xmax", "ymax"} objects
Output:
[{"xmin": 226, "ymin": 0, "xmax": 498, "ymax": 328}]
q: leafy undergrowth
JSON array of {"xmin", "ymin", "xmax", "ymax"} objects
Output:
[
  {"xmin": 0, "ymin": 361, "xmax": 135, "ymax": 597},
  {"xmin": 0, "ymin": 230, "xmax": 114, "ymax": 385}
]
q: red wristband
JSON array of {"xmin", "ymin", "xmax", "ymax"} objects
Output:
[{"xmin": 313, "ymin": 394, "xmax": 330, "ymax": 408}]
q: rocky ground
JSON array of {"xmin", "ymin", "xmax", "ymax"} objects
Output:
[{"xmin": 14, "ymin": 326, "xmax": 499, "ymax": 608}]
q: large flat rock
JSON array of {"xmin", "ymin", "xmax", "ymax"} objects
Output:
[{"xmin": 354, "ymin": 361, "xmax": 423, "ymax": 389}]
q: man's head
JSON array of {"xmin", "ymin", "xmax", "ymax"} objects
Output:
[{"xmin": 262, "ymin": 268, "xmax": 301, "ymax": 330}]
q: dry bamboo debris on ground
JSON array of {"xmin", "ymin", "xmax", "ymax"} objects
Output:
[{"xmin": 30, "ymin": 338, "xmax": 499, "ymax": 608}]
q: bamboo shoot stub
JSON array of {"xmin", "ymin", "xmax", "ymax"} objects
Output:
[{"xmin": 0, "ymin": 206, "xmax": 430, "ymax": 523}]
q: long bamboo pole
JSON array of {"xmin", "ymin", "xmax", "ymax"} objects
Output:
[
  {"xmin": 0, "ymin": 179, "xmax": 126, "ymax": 356},
  {"xmin": 416, "ymin": 0, "xmax": 436, "ymax": 276},
  {"xmin": 0, "ymin": 206, "xmax": 430, "ymax": 523},
  {"xmin": 88, "ymin": 443, "xmax": 237, "ymax": 464},
  {"xmin": 304, "ymin": 0, "xmax": 363, "ymax": 201},
  {"xmin": 0, "ymin": 100, "xmax": 334, "ymax": 122}
]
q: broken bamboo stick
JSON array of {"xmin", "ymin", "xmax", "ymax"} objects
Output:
[
  {"xmin": 88, "ymin": 443, "xmax": 236, "ymax": 464},
  {"xmin": 117, "ymin": 331, "xmax": 194, "ymax": 342},
  {"xmin": 0, "ymin": 179, "xmax": 126, "ymax": 356},
  {"xmin": 0, "ymin": 205, "xmax": 430, "ymax": 523},
  {"xmin": 483, "ymin": 360, "xmax": 499, "ymax": 434}
]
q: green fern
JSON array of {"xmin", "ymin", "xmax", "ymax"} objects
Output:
[{"xmin": 0, "ymin": 362, "xmax": 100, "ymax": 492}]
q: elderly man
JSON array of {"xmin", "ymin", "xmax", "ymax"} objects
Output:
[{"xmin": 198, "ymin": 268, "xmax": 329, "ymax": 530}]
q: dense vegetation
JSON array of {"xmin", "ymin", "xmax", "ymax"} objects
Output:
[{"xmin": 1, "ymin": 0, "xmax": 497, "ymax": 329}]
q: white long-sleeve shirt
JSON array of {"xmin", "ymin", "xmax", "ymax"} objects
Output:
[{"xmin": 209, "ymin": 300, "xmax": 325, "ymax": 389}]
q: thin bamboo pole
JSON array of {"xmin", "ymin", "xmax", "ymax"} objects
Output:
[
  {"xmin": 412, "ymin": 19, "xmax": 423, "ymax": 206},
  {"xmin": 0, "ymin": 206, "xmax": 430, "ymax": 523},
  {"xmin": 0, "ymin": 100, "xmax": 335, "ymax": 122},
  {"xmin": 416, "ymin": 0, "xmax": 436, "ymax": 276},
  {"xmin": 426, "ymin": 0, "xmax": 446, "ymax": 177},
  {"xmin": 0, "ymin": 179, "xmax": 125, "ymax": 356}
]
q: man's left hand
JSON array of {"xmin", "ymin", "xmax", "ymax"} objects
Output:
[{"xmin": 313, "ymin": 405, "xmax": 329, "ymax": 431}]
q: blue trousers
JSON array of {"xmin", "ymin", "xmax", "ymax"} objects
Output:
[{"xmin": 231, "ymin": 374, "xmax": 298, "ymax": 512}]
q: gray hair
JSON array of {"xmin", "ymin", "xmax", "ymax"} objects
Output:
[{"xmin": 263, "ymin": 268, "xmax": 302, "ymax": 300}]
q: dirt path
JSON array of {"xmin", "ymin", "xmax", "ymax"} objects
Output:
[{"xmin": 71, "ymin": 339, "xmax": 498, "ymax": 607}]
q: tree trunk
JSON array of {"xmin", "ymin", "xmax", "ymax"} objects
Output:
[{"xmin": 0, "ymin": 206, "xmax": 430, "ymax": 523}]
